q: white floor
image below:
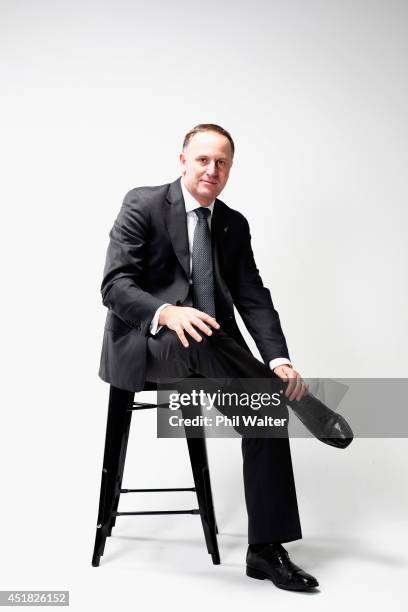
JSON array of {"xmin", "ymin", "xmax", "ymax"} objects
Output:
[
  {"xmin": 2, "ymin": 435, "xmax": 407, "ymax": 612},
  {"xmin": 76, "ymin": 522, "xmax": 408, "ymax": 612}
]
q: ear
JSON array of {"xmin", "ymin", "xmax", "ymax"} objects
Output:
[{"xmin": 179, "ymin": 151, "xmax": 186, "ymax": 174}]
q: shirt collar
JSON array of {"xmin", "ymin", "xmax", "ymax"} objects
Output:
[{"xmin": 180, "ymin": 177, "xmax": 215, "ymax": 216}]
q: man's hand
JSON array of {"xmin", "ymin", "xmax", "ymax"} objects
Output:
[
  {"xmin": 159, "ymin": 305, "xmax": 220, "ymax": 348},
  {"xmin": 273, "ymin": 364, "xmax": 309, "ymax": 402}
]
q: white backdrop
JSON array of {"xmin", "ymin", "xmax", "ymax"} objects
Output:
[{"xmin": 1, "ymin": 1, "xmax": 407, "ymax": 610}]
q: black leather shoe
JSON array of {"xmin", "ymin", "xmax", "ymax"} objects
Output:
[
  {"xmin": 246, "ymin": 544, "xmax": 319, "ymax": 591},
  {"xmin": 317, "ymin": 412, "xmax": 353, "ymax": 448},
  {"xmin": 289, "ymin": 391, "xmax": 353, "ymax": 449}
]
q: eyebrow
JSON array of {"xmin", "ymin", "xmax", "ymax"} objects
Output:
[{"xmin": 196, "ymin": 155, "xmax": 227, "ymax": 161}]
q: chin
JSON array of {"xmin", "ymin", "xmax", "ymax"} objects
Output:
[{"xmin": 199, "ymin": 185, "xmax": 217, "ymax": 196}]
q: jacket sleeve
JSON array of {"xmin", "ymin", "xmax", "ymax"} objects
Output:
[
  {"xmin": 100, "ymin": 191, "xmax": 165, "ymax": 335},
  {"xmin": 228, "ymin": 216, "xmax": 290, "ymax": 363}
]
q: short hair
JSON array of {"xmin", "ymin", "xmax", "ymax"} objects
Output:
[{"xmin": 182, "ymin": 123, "xmax": 235, "ymax": 158}]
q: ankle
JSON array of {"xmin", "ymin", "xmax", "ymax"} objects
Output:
[
  {"xmin": 248, "ymin": 543, "xmax": 274, "ymax": 553},
  {"xmin": 249, "ymin": 542, "xmax": 286, "ymax": 553}
]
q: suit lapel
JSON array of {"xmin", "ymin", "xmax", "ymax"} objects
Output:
[
  {"xmin": 165, "ymin": 177, "xmax": 190, "ymax": 279},
  {"xmin": 211, "ymin": 199, "xmax": 233, "ymax": 309},
  {"xmin": 211, "ymin": 198, "xmax": 227, "ymax": 273}
]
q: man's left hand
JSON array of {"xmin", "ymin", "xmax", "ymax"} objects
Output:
[{"xmin": 273, "ymin": 364, "xmax": 309, "ymax": 402}]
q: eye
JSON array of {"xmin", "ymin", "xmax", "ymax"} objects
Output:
[
  {"xmin": 199, "ymin": 157, "xmax": 207, "ymax": 163},
  {"xmin": 217, "ymin": 160, "xmax": 226, "ymax": 167}
]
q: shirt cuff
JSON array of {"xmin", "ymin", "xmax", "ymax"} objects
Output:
[
  {"xmin": 150, "ymin": 303, "xmax": 170, "ymax": 335},
  {"xmin": 269, "ymin": 357, "xmax": 292, "ymax": 371}
]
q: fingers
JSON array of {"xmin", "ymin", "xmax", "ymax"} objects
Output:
[
  {"xmin": 279, "ymin": 368, "xmax": 307, "ymax": 401},
  {"xmin": 279, "ymin": 367, "xmax": 296, "ymax": 398},
  {"xmin": 194, "ymin": 310, "xmax": 220, "ymax": 329},
  {"xmin": 191, "ymin": 316, "xmax": 213, "ymax": 336},
  {"xmin": 184, "ymin": 322, "xmax": 203, "ymax": 343},
  {"xmin": 174, "ymin": 318, "xmax": 208, "ymax": 346},
  {"xmin": 170, "ymin": 308, "xmax": 220, "ymax": 347},
  {"xmin": 285, "ymin": 376, "xmax": 298, "ymax": 400},
  {"xmin": 175, "ymin": 326, "xmax": 189, "ymax": 348},
  {"xmin": 286, "ymin": 375, "xmax": 309, "ymax": 401},
  {"xmin": 292, "ymin": 380, "xmax": 309, "ymax": 401}
]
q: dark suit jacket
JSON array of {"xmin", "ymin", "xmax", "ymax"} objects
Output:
[{"xmin": 98, "ymin": 177, "xmax": 290, "ymax": 391}]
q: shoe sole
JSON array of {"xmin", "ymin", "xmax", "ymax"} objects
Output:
[{"xmin": 246, "ymin": 565, "xmax": 319, "ymax": 591}]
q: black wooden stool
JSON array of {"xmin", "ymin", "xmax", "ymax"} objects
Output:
[{"xmin": 91, "ymin": 383, "xmax": 220, "ymax": 567}]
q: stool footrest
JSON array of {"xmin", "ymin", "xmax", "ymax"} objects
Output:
[
  {"xmin": 121, "ymin": 487, "xmax": 196, "ymax": 493},
  {"xmin": 115, "ymin": 509, "xmax": 200, "ymax": 516},
  {"xmin": 131, "ymin": 402, "xmax": 170, "ymax": 410}
]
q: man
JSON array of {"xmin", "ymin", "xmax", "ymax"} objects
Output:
[{"xmin": 99, "ymin": 124, "xmax": 319, "ymax": 591}]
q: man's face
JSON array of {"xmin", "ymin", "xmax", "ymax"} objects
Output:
[{"xmin": 180, "ymin": 130, "xmax": 233, "ymax": 206}]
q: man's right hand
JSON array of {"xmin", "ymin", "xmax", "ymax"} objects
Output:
[{"xmin": 159, "ymin": 305, "xmax": 220, "ymax": 348}]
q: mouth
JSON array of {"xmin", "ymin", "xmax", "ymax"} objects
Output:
[{"xmin": 201, "ymin": 180, "xmax": 217, "ymax": 185}]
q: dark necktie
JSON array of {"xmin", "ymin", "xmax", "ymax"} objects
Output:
[{"xmin": 191, "ymin": 207, "xmax": 216, "ymax": 317}]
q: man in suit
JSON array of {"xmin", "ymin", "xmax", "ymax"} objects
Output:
[{"xmin": 99, "ymin": 124, "xmax": 319, "ymax": 590}]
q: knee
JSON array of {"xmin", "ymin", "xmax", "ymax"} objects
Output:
[
  {"xmin": 173, "ymin": 330, "xmax": 213, "ymax": 354},
  {"xmin": 193, "ymin": 332, "xmax": 213, "ymax": 353},
  {"xmin": 153, "ymin": 328, "xmax": 213, "ymax": 361},
  {"xmin": 160, "ymin": 329, "xmax": 188, "ymax": 356}
]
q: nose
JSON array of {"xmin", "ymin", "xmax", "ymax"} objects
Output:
[{"xmin": 206, "ymin": 161, "xmax": 217, "ymax": 177}]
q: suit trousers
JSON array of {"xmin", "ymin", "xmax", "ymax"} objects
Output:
[{"xmin": 145, "ymin": 327, "xmax": 302, "ymax": 545}]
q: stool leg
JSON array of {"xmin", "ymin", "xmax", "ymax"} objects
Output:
[
  {"xmin": 185, "ymin": 436, "xmax": 220, "ymax": 565},
  {"xmin": 203, "ymin": 456, "xmax": 219, "ymax": 535},
  {"xmin": 107, "ymin": 407, "xmax": 133, "ymax": 536},
  {"xmin": 92, "ymin": 386, "xmax": 134, "ymax": 567}
]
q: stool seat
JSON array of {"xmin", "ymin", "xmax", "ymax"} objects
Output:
[{"xmin": 91, "ymin": 382, "xmax": 220, "ymax": 567}]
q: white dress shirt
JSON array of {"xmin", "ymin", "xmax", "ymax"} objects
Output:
[{"xmin": 149, "ymin": 177, "xmax": 292, "ymax": 372}]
